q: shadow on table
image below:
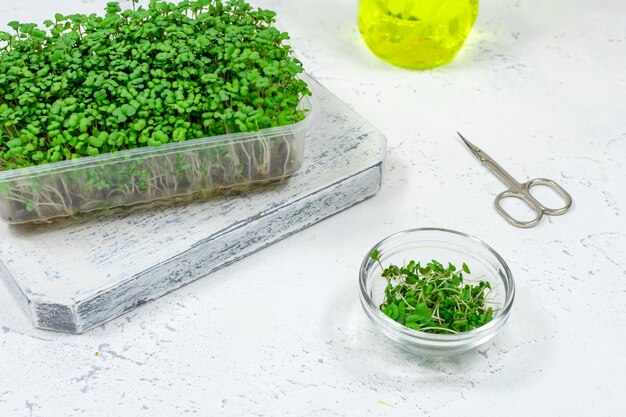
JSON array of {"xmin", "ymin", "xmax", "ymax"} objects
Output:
[{"xmin": 321, "ymin": 274, "xmax": 556, "ymax": 390}]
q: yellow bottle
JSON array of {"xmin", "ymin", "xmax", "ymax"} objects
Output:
[{"xmin": 358, "ymin": 0, "xmax": 478, "ymax": 69}]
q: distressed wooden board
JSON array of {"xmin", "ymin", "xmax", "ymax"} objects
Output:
[{"xmin": 0, "ymin": 79, "xmax": 386, "ymax": 334}]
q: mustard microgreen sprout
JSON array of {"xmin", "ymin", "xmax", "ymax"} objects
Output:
[
  {"xmin": 370, "ymin": 251, "xmax": 495, "ymax": 334},
  {"xmin": 0, "ymin": 0, "xmax": 313, "ymax": 222},
  {"xmin": 0, "ymin": 0, "xmax": 311, "ymax": 170}
]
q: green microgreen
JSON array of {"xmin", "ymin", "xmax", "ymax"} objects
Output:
[
  {"xmin": 370, "ymin": 251, "xmax": 495, "ymax": 334},
  {"xmin": 0, "ymin": 0, "xmax": 311, "ymax": 170}
]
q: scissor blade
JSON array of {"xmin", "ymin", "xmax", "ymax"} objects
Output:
[
  {"xmin": 457, "ymin": 132, "xmax": 522, "ymax": 190},
  {"xmin": 457, "ymin": 132, "xmax": 483, "ymax": 160}
]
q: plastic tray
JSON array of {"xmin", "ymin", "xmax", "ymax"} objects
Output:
[{"xmin": 0, "ymin": 96, "xmax": 315, "ymax": 224}]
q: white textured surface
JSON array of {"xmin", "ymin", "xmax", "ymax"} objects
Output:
[{"xmin": 1, "ymin": 0, "xmax": 626, "ymax": 416}]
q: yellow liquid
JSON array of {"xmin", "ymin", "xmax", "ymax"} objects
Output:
[{"xmin": 358, "ymin": 0, "xmax": 478, "ymax": 69}]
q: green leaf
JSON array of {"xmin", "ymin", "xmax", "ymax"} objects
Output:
[
  {"xmin": 88, "ymin": 136, "xmax": 105, "ymax": 148},
  {"xmin": 31, "ymin": 29, "xmax": 47, "ymax": 39},
  {"xmin": 263, "ymin": 65, "xmax": 280, "ymax": 76},
  {"xmin": 19, "ymin": 23, "xmax": 37, "ymax": 34},
  {"xmin": 112, "ymin": 108, "xmax": 127, "ymax": 123},
  {"xmin": 152, "ymin": 130, "xmax": 168, "ymax": 144},
  {"xmin": 6, "ymin": 139, "xmax": 22, "ymax": 149},
  {"xmin": 86, "ymin": 146, "xmax": 99, "ymax": 157},
  {"xmin": 133, "ymin": 119, "xmax": 146, "ymax": 131},
  {"xmin": 122, "ymin": 104, "xmax": 136, "ymax": 117},
  {"xmin": 94, "ymin": 89, "xmax": 107, "ymax": 102},
  {"xmin": 413, "ymin": 304, "xmax": 432, "ymax": 323},
  {"xmin": 405, "ymin": 322, "xmax": 421, "ymax": 330}
]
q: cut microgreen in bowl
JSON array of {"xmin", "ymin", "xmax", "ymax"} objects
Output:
[
  {"xmin": 359, "ymin": 228, "xmax": 515, "ymax": 355},
  {"xmin": 370, "ymin": 251, "xmax": 495, "ymax": 335},
  {"xmin": 0, "ymin": 0, "xmax": 314, "ymax": 223}
]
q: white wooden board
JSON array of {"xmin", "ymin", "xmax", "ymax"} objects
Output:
[{"xmin": 0, "ymin": 79, "xmax": 386, "ymax": 333}]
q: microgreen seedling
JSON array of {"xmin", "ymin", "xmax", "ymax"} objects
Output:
[
  {"xmin": 0, "ymin": 0, "xmax": 311, "ymax": 170},
  {"xmin": 370, "ymin": 250, "xmax": 495, "ymax": 334},
  {"xmin": 0, "ymin": 0, "xmax": 313, "ymax": 222}
]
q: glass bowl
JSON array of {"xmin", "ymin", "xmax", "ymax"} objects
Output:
[{"xmin": 359, "ymin": 228, "xmax": 515, "ymax": 355}]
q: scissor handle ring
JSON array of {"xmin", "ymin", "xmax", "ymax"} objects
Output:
[
  {"xmin": 523, "ymin": 178, "xmax": 573, "ymax": 216},
  {"xmin": 495, "ymin": 190, "xmax": 543, "ymax": 228}
]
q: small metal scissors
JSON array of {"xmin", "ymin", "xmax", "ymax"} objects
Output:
[{"xmin": 458, "ymin": 132, "xmax": 572, "ymax": 228}]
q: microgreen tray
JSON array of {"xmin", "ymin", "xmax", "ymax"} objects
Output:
[
  {"xmin": 0, "ymin": 78, "xmax": 386, "ymax": 333},
  {"xmin": 0, "ymin": 96, "xmax": 315, "ymax": 224}
]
